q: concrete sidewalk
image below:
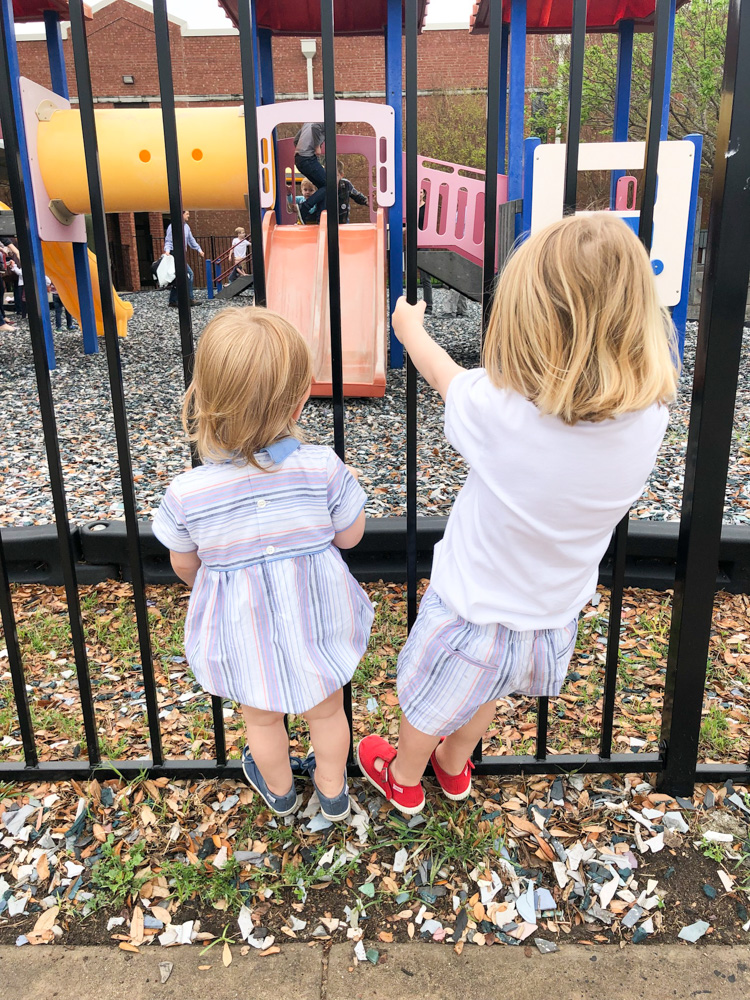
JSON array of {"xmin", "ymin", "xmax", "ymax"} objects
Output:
[{"xmin": 1, "ymin": 943, "xmax": 749, "ymax": 1000}]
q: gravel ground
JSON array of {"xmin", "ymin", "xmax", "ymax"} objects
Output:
[{"xmin": 0, "ymin": 286, "xmax": 748, "ymax": 527}]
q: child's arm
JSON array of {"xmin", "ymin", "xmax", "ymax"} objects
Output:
[
  {"xmin": 349, "ymin": 184, "xmax": 368, "ymax": 206},
  {"xmin": 392, "ymin": 297, "xmax": 464, "ymax": 400},
  {"xmin": 333, "ymin": 508, "xmax": 366, "ymax": 549},
  {"xmin": 170, "ymin": 550, "xmax": 202, "ymax": 588}
]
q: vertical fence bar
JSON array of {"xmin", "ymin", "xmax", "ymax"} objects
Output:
[
  {"xmin": 153, "ymin": 0, "xmax": 193, "ymax": 383},
  {"xmin": 601, "ymin": 0, "xmax": 671, "ymax": 762},
  {"xmin": 0, "ymin": 531, "xmax": 38, "ymax": 767},
  {"xmin": 0, "ymin": 0, "xmax": 100, "ymax": 765},
  {"xmin": 238, "ymin": 1, "xmax": 267, "ymax": 310},
  {"xmin": 68, "ymin": 0, "xmax": 164, "ymax": 767},
  {"xmin": 535, "ymin": 698, "xmax": 548, "ymax": 760},
  {"xmin": 660, "ymin": 0, "xmax": 750, "ymax": 795},
  {"xmin": 563, "ymin": 0, "xmax": 587, "ymax": 214},
  {"xmin": 153, "ymin": 0, "xmax": 226, "ymax": 766},
  {"xmin": 481, "ymin": 0, "xmax": 502, "ymax": 335},
  {"xmin": 639, "ymin": 0, "xmax": 670, "ymax": 251},
  {"xmin": 609, "ymin": 19, "xmax": 633, "ymax": 206},
  {"xmin": 320, "ymin": 0, "xmax": 345, "ymax": 462},
  {"xmin": 385, "ymin": 0, "xmax": 405, "ymax": 369},
  {"xmin": 404, "ymin": 0, "xmax": 418, "ymax": 630},
  {"xmin": 498, "ymin": 23, "xmax": 509, "ymax": 175}
]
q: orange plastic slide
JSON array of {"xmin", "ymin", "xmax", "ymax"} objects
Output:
[
  {"xmin": 263, "ymin": 209, "xmax": 386, "ymax": 398},
  {"xmin": 42, "ymin": 242, "xmax": 133, "ymax": 338}
]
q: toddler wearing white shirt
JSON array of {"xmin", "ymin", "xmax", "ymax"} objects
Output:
[{"xmin": 358, "ymin": 213, "xmax": 679, "ymax": 816}]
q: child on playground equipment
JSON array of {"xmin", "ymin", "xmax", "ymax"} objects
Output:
[
  {"xmin": 336, "ymin": 159, "xmax": 368, "ymax": 224},
  {"xmin": 287, "ymin": 177, "xmax": 321, "ymax": 225},
  {"xmin": 229, "ymin": 227, "xmax": 250, "ymax": 282},
  {"xmin": 357, "ymin": 213, "xmax": 679, "ymax": 815},
  {"xmin": 153, "ymin": 307, "xmax": 374, "ymax": 822}
]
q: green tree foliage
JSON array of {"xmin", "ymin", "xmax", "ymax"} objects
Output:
[
  {"xmin": 417, "ymin": 93, "xmax": 488, "ymax": 168},
  {"xmin": 528, "ymin": 0, "xmax": 728, "ymax": 174}
]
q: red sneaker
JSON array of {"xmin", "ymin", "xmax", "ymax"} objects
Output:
[
  {"xmin": 356, "ymin": 735, "xmax": 425, "ymax": 816},
  {"xmin": 430, "ymin": 742, "xmax": 474, "ymax": 801}
]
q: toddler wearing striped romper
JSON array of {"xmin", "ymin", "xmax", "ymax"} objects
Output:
[
  {"xmin": 358, "ymin": 214, "xmax": 679, "ymax": 815},
  {"xmin": 154, "ymin": 307, "xmax": 374, "ymax": 822}
]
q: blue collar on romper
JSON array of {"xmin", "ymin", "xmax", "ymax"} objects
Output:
[{"xmin": 264, "ymin": 437, "xmax": 301, "ymax": 464}]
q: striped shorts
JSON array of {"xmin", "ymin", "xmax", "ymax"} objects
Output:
[{"xmin": 397, "ymin": 586, "xmax": 578, "ymax": 737}]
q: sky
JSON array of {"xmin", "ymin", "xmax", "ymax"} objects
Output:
[{"xmin": 15, "ymin": 0, "xmax": 477, "ymax": 34}]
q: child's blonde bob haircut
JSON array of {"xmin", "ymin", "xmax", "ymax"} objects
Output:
[
  {"xmin": 183, "ymin": 307, "xmax": 312, "ymax": 468},
  {"xmin": 482, "ymin": 213, "xmax": 679, "ymax": 424}
]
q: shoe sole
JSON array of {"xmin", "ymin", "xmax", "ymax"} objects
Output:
[
  {"xmin": 319, "ymin": 802, "xmax": 351, "ymax": 823},
  {"xmin": 355, "ymin": 744, "xmax": 425, "ymax": 817},
  {"xmin": 242, "ymin": 769, "xmax": 301, "ymax": 817},
  {"xmin": 437, "ymin": 783, "xmax": 472, "ymax": 802}
]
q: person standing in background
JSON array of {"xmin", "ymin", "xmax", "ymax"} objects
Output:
[{"xmin": 163, "ymin": 210, "xmax": 204, "ymax": 308}]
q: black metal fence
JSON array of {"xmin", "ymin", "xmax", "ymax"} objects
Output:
[{"xmin": 0, "ymin": 0, "xmax": 750, "ymax": 793}]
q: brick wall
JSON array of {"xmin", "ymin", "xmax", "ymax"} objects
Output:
[{"xmin": 13, "ymin": 0, "xmax": 558, "ymax": 288}]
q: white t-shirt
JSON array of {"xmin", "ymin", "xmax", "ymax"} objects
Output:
[
  {"xmin": 232, "ymin": 237, "xmax": 249, "ymax": 262},
  {"xmin": 431, "ymin": 369, "xmax": 669, "ymax": 630}
]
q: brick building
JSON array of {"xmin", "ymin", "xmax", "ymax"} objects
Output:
[{"xmin": 12, "ymin": 0, "xmax": 556, "ymax": 290}]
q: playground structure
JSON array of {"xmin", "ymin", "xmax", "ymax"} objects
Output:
[
  {"xmin": 5, "ymin": 0, "xmax": 701, "ymax": 380},
  {"xmin": 2, "ymin": 0, "xmax": 750, "ymax": 795}
]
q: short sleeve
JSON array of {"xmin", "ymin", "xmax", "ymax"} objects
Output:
[
  {"xmin": 152, "ymin": 485, "xmax": 198, "ymax": 553},
  {"xmin": 325, "ymin": 451, "xmax": 366, "ymax": 532},
  {"xmin": 444, "ymin": 368, "xmax": 486, "ymax": 466}
]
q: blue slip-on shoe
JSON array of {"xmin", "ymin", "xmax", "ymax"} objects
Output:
[
  {"xmin": 291, "ymin": 752, "xmax": 316, "ymax": 780},
  {"xmin": 312, "ymin": 769, "xmax": 351, "ymax": 822},
  {"xmin": 241, "ymin": 746, "xmax": 301, "ymax": 817}
]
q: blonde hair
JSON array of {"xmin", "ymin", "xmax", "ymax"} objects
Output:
[
  {"xmin": 483, "ymin": 213, "xmax": 679, "ymax": 424},
  {"xmin": 234, "ymin": 226, "xmax": 245, "ymax": 236},
  {"xmin": 300, "ymin": 178, "xmax": 315, "ymax": 195},
  {"xmin": 183, "ymin": 307, "xmax": 312, "ymax": 468}
]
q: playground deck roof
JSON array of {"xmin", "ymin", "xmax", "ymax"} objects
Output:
[
  {"xmin": 216, "ymin": 1, "xmax": 429, "ymax": 36},
  {"xmin": 12, "ymin": 1, "xmax": 91, "ymax": 21},
  {"xmin": 470, "ymin": 0, "xmax": 689, "ymax": 34}
]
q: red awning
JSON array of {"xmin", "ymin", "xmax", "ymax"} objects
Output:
[
  {"xmin": 217, "ymin": 0, "xmax": 429, "ymax": 36},
  {"xmin": 470, "ymin": 0, "xmax": 689, "ymax": 34},
  {"xmin": 12, "ymin": 1, "xmax": 91, "ymax": 22}
]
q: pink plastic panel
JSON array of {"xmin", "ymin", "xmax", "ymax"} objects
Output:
[
  {"xmin": 406, "ymin": 154, "xmax": 509, "ymax": 266},
  {"xmin": 19, "ymin": 77, "xmax": 87, "ymax": 243},
  {"xmin": 255, "ymin": 99, "xmax": 395, "ymax": 209},
  {"xmin": 615, "ymin": 175, "xmax": 638, "ymax": 211},
  {"xmin": 276, "ymin": 134, "xmax": 378, "ymax": 225}
]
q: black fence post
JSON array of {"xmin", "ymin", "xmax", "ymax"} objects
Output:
[
  {"xmin": 0, "ymin": 0, "xmax": 101, "ymax": 766},
  {"xmin": 68, "ymin": 0, "xmax": 164, "ymax": 766},
  {"xmin": 660, "ymin": 0, "xmax": 750, "ymax": 795}
]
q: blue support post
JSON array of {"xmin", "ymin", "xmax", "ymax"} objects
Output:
[
  {"xmin": 661, "ymin": 0, "xmax": 677, "ymax": 140},
  {"xmin": 670, "ymin": 133, "xmax": 702, "ymax": 357},
  {"xmin": 508, "ymin": 0, "xmax": 526, "ymax": 234},
  {"xmin": 385, "ymin": 0, "xmax": 404, "ymax": 369},
  {"xmin": 250, "ymin": 0, "xmax": 262, "ymax": 109},
  {"xmin": 4, "ymin": 0, "xmax": 56, "ymax": 367},
  {"xmin": 205, "ymin": 258, "xmax": 214, "ymax": 300},
  {"xmin": 44, "ymin": 10, "xmax": 97, "ymax": 354},
  {"xmin": 498, "ymin": 23, "xmax": 509, "ymax": 174},
  {"xmin": 610, "ymin": 19, "xmax": 634, "ymax": 206}
]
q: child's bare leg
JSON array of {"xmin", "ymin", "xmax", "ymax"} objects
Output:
[
  {"xmin": 435, "ymin": 700, "xmax": 496, "ymax": 775},
  {"xmin": 304, "ymin": 689, "xmax": 350, "ymax": 797},
  {"xmin": 241, "ymin": 705, "xmax": 292, "ymax": 795},
  {"xmin": 388, "ymin": 716, "xmax": 441, "ymax": 787}
]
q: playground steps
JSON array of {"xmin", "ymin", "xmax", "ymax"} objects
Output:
[
  {"xmin": 215, "ymin": 274, "xmax": 254, "ymax": 299},
  {"xmin": 417, "ymin": 250, "xmax": 482, "ymax": 302}
]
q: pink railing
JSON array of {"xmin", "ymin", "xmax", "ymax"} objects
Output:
[{"xmin": 409, "ymin": 154, "xmax": 509, "ymax": 266}]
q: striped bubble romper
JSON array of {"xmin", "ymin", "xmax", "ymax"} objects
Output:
[
  {"xmin": 153, "ymin": 438, "xmax": 374, "ymax": 715},
  {"xmin": 397, "ymin": 586, "xmax": 578, "ymax": 737}
]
